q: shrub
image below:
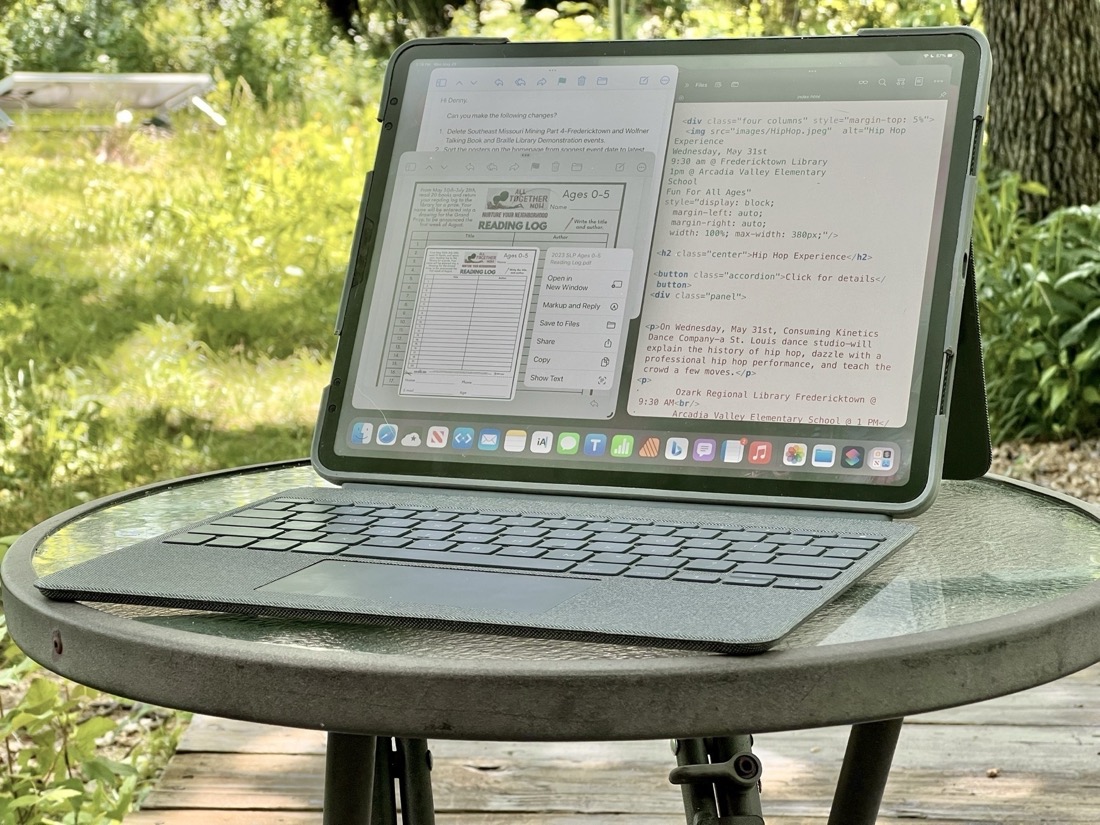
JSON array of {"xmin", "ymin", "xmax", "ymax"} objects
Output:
[{"xmin": 973, "ymin": 173, "xmax": 1100, "ymax": 442}]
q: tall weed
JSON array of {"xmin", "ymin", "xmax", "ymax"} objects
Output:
[{"xmin": 973, "ymin": 173, "xmax": 1100, "ymax": 442}]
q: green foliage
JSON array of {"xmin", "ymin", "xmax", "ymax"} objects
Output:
[
  {"xmin": 0, "ymin": 0, "xmax": 378, "ymax": 106},
  {"xmin": 0, "ymin": 613, "xmax": 184, "ymax": 825},
  {"xmin": 973, "ymin": 173, "xmax": 1100, "ymax": 442}
]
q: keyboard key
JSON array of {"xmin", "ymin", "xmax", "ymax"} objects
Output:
[
  {"xmin": 673, "ymin": 571, "xmax": 722, "ymax": 584},
  {"xmin": 766, "ymin": 534, "xmax": 813, "ymax": 545},
  {"xmin": 332, "ymin": 506, "xmax": 375, "ymax": 517},
  {"xmin": 207, "ymin": 535, "xmax": 256, "ymax": 548},
  {"xmin": 538, "ymin": 538, "xmax": 587, "ymax": 551},
  {"xmin": 775, "ymin": 555, "xmax": 853, "ymax": 570},
  {"xmin": 734, "ymin": 563, "xmax": 841, "ymax": 580},
  {"xmin": 503, "ymin": 526, "xmax": 549, "ymax": 537},
  {"xmin": 678, "ymin": 548, "xmax": 726, "ymax": 561},
  {"xmin": 283, "ymin": 518, "xmax": 331, "ymax": 530},
  {"xmin": 167, "ymin": 533, "xmax": 213, "ymax": 545},
  {"xmin": 251, "ymin": 539, "xmax": 297, "ymax": 551},
  {"xmin": 626, "ymin": 567, "xmax": 675, "ymax": 580},
  {"xmin": 344, "ymin": 547, "xmax": 574, "ymax": 572},
  {"xmin": 573, "ymin": 562, "xmax": 628, "ymax": 576},
  {"xmin": 279, "ymin": 530, "xmax": 327, "ymax": 542},
  {"xmin": 407, "ymin": 529, "xmax": 452, "ymax": 541},
  {"xmin": 673, "ymin": 528, "xmax": 721, "ymax": 539},
  {"xmin": 451, "ymin": 542, "xmax": 498, "ymax": 555},
  {"xmin": 456, "ymin": 524, "xmax": 504, "ymax": 535},
  {"xmin": 582, "ymin": 521, "xmax": 630, "ymax": 533},
  {"xmin": 727, "ymin": 541, "xmax": 778, "ymax": 554},
  {"xmin": 291, "ymin": 504, "xmax": 334, "ymax": 513},
  {"xmin": 591, "ymin": 552, "xmax": 640, "ymax": 565},
  {"xmin": 317, "ymin": 534, "xmax": 359, "ymax": 546},
  {"xmin": 545, "ymin": 529, "xmax": 593, "ymax": 541},
  {"xmin": 376, "ymin": 509, "xmax": 416, "ymax": 518},
  {"xmin": 684, "ymin": 559, "xmax": 736, "ymax": 573},
  {"xmin": 374, "ymin": 517, "xmax": 418, "ymax": 528},
  {"xmin": 681, "ymin": 538, "xmax": 730, "ymax": 551},
  {"xmin": 824, "ymin": 547, "xmax": 870, "ymax": 560},
  {"xmin": 318, "ymin": 523, "xmax": 365, "ymax": 534},
  {"xmin": 363, "ymin": 526, "xmax": 409, "ymax": 538},
  {"xmin": 727, "ymin": 551, "xmax": 775, "ymax": 564},
  {"xmin": 407, "ymin": 540, "xmax": 456, "ymax": 552},
  {"xmin": 213, "ymin": 515, "xmax": 284, "ymax": 529},
  {"xmin": 589, "ymin": 532, "xmax": 635, "ymax": 544},
  {"xmin": 632, "ymin": 535, "xmax": 683, "ymax": 547},
  {"xmin": 495, "ymin": 535, "xmax": 543, "ymax": 548},
  {"xmin": 200, "ymin": 524, "xmax": 282, "ymax": 539},
  {"xmin": 633, "ymin": 545, "xmax": 678, "ymax": 557},
  {"xmin": 773, "ymin": 579, "xmax": 825, "ymax": 590},
  {"xmin": 410, "ymin": 511, "xmax": 457, "ymax": 522},
  {"xmin": 633, "ymin": 556, "xmax": 685, "ymax": 568},
  {"xmin": 628, "ymin": 525, "xmax": 676, "ymax": 536},
  {"xmin": 723, "ymin": 573, "xmax": 776, "ymax": 587},
  {"xmin": 452, "ymin": 513, "xmax": 499, "ymax": 524},
  {"xmin": 542, "ymin": 549, "xmax": 594, "ymax": 562},
  {"xmin": 292, "ymin": 542, "xmax": 344, "ymax": 555},
  {"xmin": 539, "ymin": 519, "xmax": 587, "ymax": 530},
  {"xmin": 253, "ymin": 501, "xmax": 294, "ymax": 511},
  {"xmin": 333, "ymin": 515, "xmax": 374, "ymax": 526},
  {"xmin": 498, "ymin": 517, "xmax": 544, "ymax": 527},
  {"xmin": 415, "ymin": 520, "xmax": 457, "ymax": 532},
  {"xmin": 719, "ymin": 531, "xmax": 767, "ymax": 542},
  {"xmin": 771, "ymin": 545, "xmax": 825, "ymax": 557},
  {"xmin": 496, "ymin": 546, "xmax": 547, "ymax": 558},
  {"xmin": 353, "ymin": 536, "xmax": 412, "ymax": 549}
]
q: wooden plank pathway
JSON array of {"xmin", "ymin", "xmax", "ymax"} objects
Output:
[{"xmin": 127, "ymin": 663, "xmax": 1100, "ymax": 824}]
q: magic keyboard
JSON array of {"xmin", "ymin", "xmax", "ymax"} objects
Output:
[{"xmin": 167, "ymin": 497, "xmax": 891, "ymax": 591}]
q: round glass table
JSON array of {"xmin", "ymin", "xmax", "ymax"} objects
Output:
[{"xmin": 5, "ymin": 461, "xmax": 1100, "ymax": 825}]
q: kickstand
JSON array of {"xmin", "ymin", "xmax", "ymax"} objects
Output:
[{"xmin": 669, "ymin": 736, "xmax": 765, "ymax": 825}]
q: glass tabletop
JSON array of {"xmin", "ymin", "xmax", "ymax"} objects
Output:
[{"xmin": 28, "ymin": 461, "xmax": 1100, "ymax": 662}]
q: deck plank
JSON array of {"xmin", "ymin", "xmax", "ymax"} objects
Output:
[{"xmin": 127, "ymin": 663, "xmax": 1100, "ymax": 824}]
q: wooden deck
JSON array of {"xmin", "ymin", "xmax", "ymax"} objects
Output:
[{"xmin": 126, "ymin": 662, "xmax": 1100, "ymax": 824}]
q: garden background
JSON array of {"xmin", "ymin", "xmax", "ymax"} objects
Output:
[{"xmin": 2, "ymin": 0, "xmax": 1099, "ymax": 822}]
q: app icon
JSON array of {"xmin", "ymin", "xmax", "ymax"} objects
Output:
[
  {"xmin": 722, "ymin": 439, "xmax": 745, "ymax": 463},
  {"xmin": 478, "ymin": 429, "xmax": 501, "ymax": 450},
  {"xmin": 349, "ymin": 422, "xmax": 373, "ymax": 446},
  {"xmin": 451, "ymin": 427, "xmax": 475, "ymax": 450},
  {"xmin": 869, "ymin": 446, "xmax": 896, "ymax": 471},
  {"xmin": 748, "ymin": 441, "xmax": 772, "ymax": 464},
  {"xmin": 665, "ymin": 437, "xmax": 688, "ymax": 460},
  {"xmin": 376, "ymin": 423, "xmax": 399, "ymax": 446},
  {"xmin": 842, "ymin": 446, "xmax": 865, "ymax": 468},
  {"xmin": 504, "ymin": 430, "xmax": 528, "ymax": 452},
  {"xmin": 693, "ymin": 438, "xmax": 717, "ymax": 461},
  {"xmin": 639, "ymin": 436, "xmax": 661, "ymax": 458},
  {"xmin": 557, "ymin": 432, "xmax": 580, "ymax": 454},
  {"xmin": 583, "ymin": 433, "xmax": 608, "ymax": 456},
  {"xmin": 610, "ymin": 434, "xmax": 634, "ymax": 458},
  {"xmin": 531, "ymin": 431, "xmax": 553, "ymax": 453},
  {"xmin": 783, "ymin": 443, "xmax": 807, "ymax": 467},
  {"xmin": 426, "ymin": 426, "xmax": 448, "ymax": 448},
  {"xmin": 811, "ymin": 444, "xmax": 837, "ymax": 467},
  {"xmin": 400, "ymin": 432, "xmax": 422, "ymax": 447}
]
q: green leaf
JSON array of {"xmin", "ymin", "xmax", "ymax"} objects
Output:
[
  {"xmin": 1058, "ymin": 305, "xmax": 1100, "ymax": 349},
  {"xmin": 1019, "ymin": 180, "xmax": 1050, "ymax": 197},
  {"xmin": 1049, "ymin": 383, "xmax": 1070, "ymax": 414},
  {"xmin": 1082, "ymin": 386, "xmax": 1100, "ymax": 404}
]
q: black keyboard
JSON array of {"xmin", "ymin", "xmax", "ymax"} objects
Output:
[{"xmin": 167, "ymin": 497, "xmax": 890, "ymax": 591}]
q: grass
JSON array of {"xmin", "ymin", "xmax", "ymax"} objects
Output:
[{"xmin": 0, "ymin": 91, "xmax": 379, "ymax": 822}]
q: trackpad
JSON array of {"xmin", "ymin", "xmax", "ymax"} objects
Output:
[{"xmin": 259, "ymin": 560, "xmax": 592, "ymax": 616}]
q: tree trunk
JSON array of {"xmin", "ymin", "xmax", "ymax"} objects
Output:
[{"xmin": 983, "ymin": 0, "xmax": 1100, "ymax": 217}]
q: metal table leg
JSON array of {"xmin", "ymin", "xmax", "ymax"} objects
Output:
[
  {"xmin": 827, "ymin": 717, "xmax": 904, "ymax": 825},
  {"xmin": 323, "ymin": 732, "xmax": 377, "ymax": 825},
  {"xmin": 397, "ymin": 738, "xmax": 437, "ymax": 825},
  {"xmin": 670, "ymin": 736, "xmax": 764, "ymax": 824}
]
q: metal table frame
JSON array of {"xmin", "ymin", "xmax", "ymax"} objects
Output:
[{"xmin": 5, "ymin": 462, "xmax": 1100, "ymax": 824}]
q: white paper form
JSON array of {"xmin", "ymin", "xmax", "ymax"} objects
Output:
[{"xmin": 400, "ymin": 247, "xmax": 539, "ymax": 400}]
